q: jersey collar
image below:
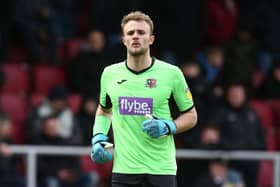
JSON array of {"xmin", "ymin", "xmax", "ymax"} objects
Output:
[{"xmin": 125, "ymin": 57, "xmax": 155, "ymax": 75}]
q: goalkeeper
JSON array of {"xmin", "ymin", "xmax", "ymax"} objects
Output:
[{"xmin": 91, "ymin": 11, "xmax": 197, "ymax": 187}]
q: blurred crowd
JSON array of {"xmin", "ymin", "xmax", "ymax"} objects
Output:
[{"xmin": 0, "ymin": 0, "xmax": 280, "ymax": 187}]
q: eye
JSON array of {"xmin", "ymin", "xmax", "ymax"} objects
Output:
[
  {"xmin": 138, "ymin": 30, "xmax": 145, "ymax": 35},
  {"xmin": 127, "ymin": 31, "xmax": 134, "ymax": 36}
]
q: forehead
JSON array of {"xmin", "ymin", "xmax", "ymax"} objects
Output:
[{"xmin": 123, "ymin": 20, "xmax": 150, "ymax": 33}]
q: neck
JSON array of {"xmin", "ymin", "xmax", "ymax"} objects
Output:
[{"xmin": 126, "ymin": 53, "xmax": 152, "ymax": 72}]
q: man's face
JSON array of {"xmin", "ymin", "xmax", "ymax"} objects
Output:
[
  {"xmin": 122, "ymin": 20, "xmax": 154, "ymax": 56},
  {"xmin": 227, "ymin": 85, "xmax": 246, "ymax": 108},
  {"xmin": 89, "ymin": 31, "xmax": 105, "ymax": 52}
]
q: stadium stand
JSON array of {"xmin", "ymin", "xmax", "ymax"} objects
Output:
[
  {"xmin": 0, "ymin": 63, "xmax": 30, "ymax": 95},
  {"xmin": 31, "ymin": 65, "xmax": 67, "ymax": 94},
  {"xmin": 268, "ymin": 100, "xmax": 280, "ymax": 128},
  {"xmin": 0, "ymin": 94, "xmax": 28, "ymax": 124},
  {"xmin": 258, "ymin": 161, "xmax": 273, "ymax": 187}
]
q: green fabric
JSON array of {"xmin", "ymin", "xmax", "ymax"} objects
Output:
[
  {"xmin": 93, "ymin": 115, "xmax": 111, "ymax": 135},
  {"xmin": 99, "ymin": 58, "xmax": 194, "ymax": 175}
]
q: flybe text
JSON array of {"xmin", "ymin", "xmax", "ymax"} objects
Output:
[{"xmin": 119, "ymin": 97, "xmax": 153, "ymax": 115}]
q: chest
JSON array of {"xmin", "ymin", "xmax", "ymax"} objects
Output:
[{"xmin": 106, "ymin": 72, "xmax": 174, "ymax": 113}]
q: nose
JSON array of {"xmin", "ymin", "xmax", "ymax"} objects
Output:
[{"xmin": 132, "ymin": 32, "xmax": 140, "ymax": 39}]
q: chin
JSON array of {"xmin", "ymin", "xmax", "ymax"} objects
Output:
[{"xmin": 129, "ymin": 49, "xmax": 146, "ymax": 56}]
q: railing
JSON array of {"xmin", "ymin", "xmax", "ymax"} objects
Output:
[{"xmin": 9, "ymin": 145, "xmax": 280, "ymax": 187}]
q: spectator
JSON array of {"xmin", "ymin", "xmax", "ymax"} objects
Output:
[
  {"xmin": 194, "ymin": 158, "xmax": 245, "ymax": 187},
  {"xmin": 178, "ymin": 122, "xmax": 223, "ymax": 187},
  {"xmin": 0, "ymin": 113, "xmax": 25, "ymax": 187},
  {"xmin": 14, "ymin": 0, "xmax": 58, "ymax": 64},
  {"xmin": 222, "ymin": 28, "xmax": 259, "ymax": 92},
  {"xmin": 26, "ymin": 85, "xmax": 82, "ymax": 144},
  {"xmin": 196, "ymin": 123, "xmax": 224, "ymax": 150},
  {"xmin": 48, "ymin": 0, "xmax": 77, "ymax": 43},
  {"xmin": 181, "ymin": 62, "xmax": 209, "ymax": 114},
  {"xmin": 179, "ymin": 62, "xmax": 221, "ymax": 150},
  {"xmin": 210, "ymin": 83, "xmax": 266, "ymax": 187},
  {"xmin": 35, "ymin": 115, "xmax": 98, "ymax": 187},
  {"xmin": 67, "ymin": 30, "xmax": 120, "ymax": 97},
  {"xmin": 196, "ymin": 45, "xmax": 224, "ymax": 83},
  {"xmin": 206, "ymin": 0, "xmax": 240, "ymax": 45},
  {"xmin": 76, "ymin": 96, "xmax": 98, "ymax": 145}
]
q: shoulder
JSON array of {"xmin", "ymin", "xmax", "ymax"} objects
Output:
[
  {"xmin": 154, "ymin": 58, "xmax": 182, "ymax": 74},
  {"xmin": 155, "ymin": 59, "xmax": 181, "ymax": 70}
]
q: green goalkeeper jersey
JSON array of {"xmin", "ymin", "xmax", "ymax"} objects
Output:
[{"xmin": 99, "ymin": 58, "xmax": 194, "ymax": 175}]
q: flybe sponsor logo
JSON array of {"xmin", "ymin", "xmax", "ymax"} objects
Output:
[{"xmin": 119, "ymin": 97, "xmax": 153, "ymax": 115}]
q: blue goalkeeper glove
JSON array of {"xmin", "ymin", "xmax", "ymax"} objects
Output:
[
  {"xmin": 91, "ymin": 134, "xmax": 113, "ymax": 164},
  {"xmin": 142, "ymin": 118, "xmax": 177, "ymax": 138}
]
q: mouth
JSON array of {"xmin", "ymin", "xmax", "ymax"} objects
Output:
[{"xmin": 132, "ymin": 43, "xmax": 140, "ymax": 47}]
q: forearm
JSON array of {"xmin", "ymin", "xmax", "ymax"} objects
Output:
[
  {"xmin": 173, "ymin": 107, "xmax": 198, "ymax": 134},
  {"xmin": 92, "ymin": 105, "xmax": 112, "ymax": 135}
]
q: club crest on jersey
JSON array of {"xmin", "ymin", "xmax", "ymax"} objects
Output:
[{"xmin": 145, "ymin": 78, "xmax": 157, "ymax": 88}]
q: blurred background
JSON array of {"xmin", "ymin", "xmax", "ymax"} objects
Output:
[{"xmin": 0, "ymin": 0, "xmax": 279, "ymax": 187}]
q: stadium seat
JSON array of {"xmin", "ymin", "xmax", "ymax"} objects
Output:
[
  {"xmin": 268, "ymin": 100, "xmax": 280, "ymax": 127},
  {"xmin": 68, "ymin": 94, "xmax": 82, "ymax": 114},
  {"xmin": 11, "ymin": 123, "xmax": 25, "ymax": 144},
  {"xmin": 30, "ymin": 93, "xmax": 46, "ymax": 108},
  {"xmin": 258, "ymin": 161, "xmax": 273, "ymax": 187},
  {"xmin": 31, "ymin": 65, "xmax": 67, "ymax": 94},
  {"xmin": 249, "ymin": 100, "xmax": 274, "ymax": 129},
  {"xmin": 266, "ymin": 129, "xmax": 277, "ymax": 151},
  {"xmin": 0, "ymin": 94, "xmax": 28, "ymax": 124},
  {"xmin": 0, "ymin": 64, "xmax": 30, "ymax": 95}
]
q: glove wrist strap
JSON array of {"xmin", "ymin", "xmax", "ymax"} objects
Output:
[{"xmin": 164, "ymin": 121, "xmax": 177, "ymax": 135}]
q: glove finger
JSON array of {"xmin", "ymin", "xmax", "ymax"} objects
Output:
[
  {"xmin": 142, "ymin": 122, "xmax": 157, "ymax": 132},
  {"xmin": 142, "ymin": 125, "xmax": 148, "ymax": 132},
  {"xmin": 92, "ymin": 143, "xmax": 112, "ymax": 163},
  {"xmin": 147, "ymin": 128, "xmax": 160, "ymax": 138},
  {"xmin": 142, "ymin": 119, "xmax": 153, "ymax": 127}
]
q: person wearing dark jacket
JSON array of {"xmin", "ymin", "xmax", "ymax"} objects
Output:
[
  {"xmin": 210, "ymin": 83, "xmax": 266, "ymax": 187},
  {"xmin": 67, "ymin": 30, "xmax": 120, "ymax": 97},
  {"xmin": 35, "ymin": 115, "xmax": 98, "ymax": 187},
  {"xmin": 194, "ymin": 158, "xmax": 245, "ymax": 187}
]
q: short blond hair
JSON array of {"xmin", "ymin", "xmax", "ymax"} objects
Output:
[{"xmin": 121, "ymin": 11, "xmax": 154, "ymax": 35}]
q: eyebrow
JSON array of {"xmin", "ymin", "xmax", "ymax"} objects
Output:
[{"xmin": 126, "ymin": 29, "xmax": 146, "ymax": 34}]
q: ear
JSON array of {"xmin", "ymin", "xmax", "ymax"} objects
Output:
[{"xmin": 149, "ymin": 35, "xmax": 155, "ymax": 45}]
